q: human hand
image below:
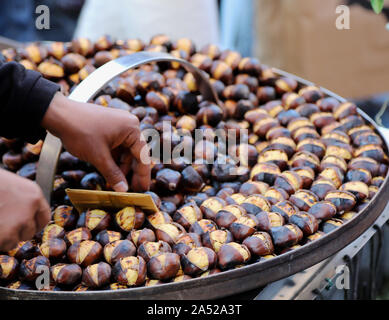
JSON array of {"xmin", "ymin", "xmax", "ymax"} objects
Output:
[
  {"xmin": 0, "ymin": 169, "xmax": 50, "ymax": 251},
  {"xmin": 41, "ymin": 92, "xmax": 151, "ymax": 192}
]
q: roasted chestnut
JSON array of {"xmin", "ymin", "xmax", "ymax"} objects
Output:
[
  {"xmin": 82, "ymin": 209, "xmax": 112, "ymax": 233},
  {"xmin": 155, "ymin": 223, "xmax": 186, "ymax": 246},
  {"xmin": 229, "ymin": 214, "xmax": 259, "ymax": 241},
  {"xmin": 289, "ymin": 212, "xmax": 318, "ymax": 236},
  {"xmin": 270, "ymin": 224, "xmax": 303, "ymax": 248},
  {"xmin": 172, "ymin": 233, "xmax": 202, "ymax": 257},
  {"xmin": 146, "ymin": 211, "xmax": 173, "ymax": 229},
  {"xmin": 81, "ymin": 262, "xmax": 112, "ymax": 288},
  {"xmin": 39, "ymin": 238, "xmax": 67, "ymax": 261},
  {"xmin": 250, "ymin": 163, "xmax": 281, "ymax": 185},
  {"xmin": 65, "ymin": 227, "xmax": 92, "ymax": 246},
  {"xmin": 147, "ymin": 253, "xmax": 181, "ymax": 280},
  {"xmin": 289, "ymin": 190, "xmax": 318, "ymax": 211},
  {"xmin": 104, "ymin": 240, "xmax": 136, "ymax": 265},
  {"xmin": 339, "ymin": 181, "xmax": 369, "ymax": 201},
  {"xmin": 0, "ymin": 255, "xmax": 19, "ymax": 281},
  {"xmin": 321, "ymin": 219, "xmax": 344, "ymax": 234},
  {"xmin": 189, "ymin": 219, "xmax": 218, "ymax": 237},
  {"xmin": 242, "ymin": 232, "xmax": 274, "ymax": 257},
  {"xmin": 324, "ymin": 191, "xmax": 357, "ymax": 212},
  {"xmin": 95, "ymin": 230, "xmax": 122, "ymax": 246},
  {"xmin": 241, "ymin": 195, "xmax": 271, "ymax": 215},
  {"xmin": 52, "ymin": 205, "xmax": 78, "ymax": 230},
  {"xmin": 217, "ymin": 242, "xmax": 251, "ymax": 270},
  {"xmin": 215, "ymin": 205, "xmax": 246, "ymax": 229},
  {"xmin": 129, "ymin": 228, "xmax": 156, "ymax": 247},
  {"xmin": 137, "ymin": 241, "xmax": 172, "ymax": 263},
  {"xmin": 41, "ymin": 224, "xmax": 65, "ymax": 243},
  {"xmin": 67, "ymin": 240, "xmax": 102, "ymax": 267},
  {"xmin": 19, "ymin": 256, "xmax": 50, "ymax": 282},
  {"xmin": 156, "ymin": 168, "xmax": 182, "ymax": 192},
  {"xmin": 51, "ymin": 263, "xmax": 82, "ymax": 286},
  {"xmin": 113, "ymin": 256, "xmax": 147, "ymax": 286},
  {"xmin": 181, "ymin": 247, "xmax": 217, "ymax": 276},
  {"xmin": 173, "ymin": 203, "xmax": 203, "ymax": 230},
  {"xmin": 264, "ymin": 187, "xmax": 289, "ymax": 205},
  {"xmin": 256, "ymin": 211, "xmax": 285, "ymax": 232},
  {"xmin": 239, "ymin": 181, "xmax": 269, "ymax": 197},
  {"xmin": 308, "ymin": 201, "xmax": 337, "ymax": 221},
  {"xmin": 8, "ymin": 241, "xmax": 37, "ymax": 261},
  {"xmin": 310, "ymin": 179, "xmax": 336, "ymax": 200},
  {"xmin": 318, "ymin": 167, "xmax": 344, "ymax": 188},
  {"xmin": 274, "ymin": 171, "xmax": 303, "ymax": 195},
  {"xmin": 346, "ymin": 168, "xmax": 372, "ymax": 185},
  {"xmin": 115, "ymin": 207, "xmax": 145, "ymax": 232}
]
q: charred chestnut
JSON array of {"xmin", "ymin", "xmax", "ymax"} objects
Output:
[
  {"xmin": 147, "ymin": 253, "xmax": 181, "ymax": 280},
  {"xmin": 270, "ymin": 224, "xmax": 303, "ymax": 248},
  {"xmin": 274, "ymin": 171, "xmax": 303, "ymax": 195},
  {"xmin": 308, "ymin": 201, "xmax": 337, "ymax": 221},
  {"xmin": 181, "ymin": 247, "xmax": 217, "ymax": 276},
  {"xmin": 155, "ymin": 223, "xmax": 186, "ymax": 246},
  {"xmin": 321, "ymin": 219, "xmax": 344, "ymax": 234},
  {"xmin": 243, "ymin": 232, "xmax": 274, "ymax": 257},
  {"xmin": 256, "ymin": 211, "xmax": 285, "ymax": 232},
  {"xmin": 129, "ymin": 228, "xmax": 156, "ymax": 247},
  {"xmin": 113, "ymin": 256, "xmax": 147, "ymax": 286},
  {"xmin": 289, "ymin": 212, "xmax": 318, "ymax": 236},
  {"xmin": 264, "ymin": 187, "xmax": 290, "ymax": 205},
  {"xmin": 250, "ymin": 163, "xmax": 281, "ymax": 185},
  {"xmin": 310, "ymin": 179, "xmax": 336, "ymax": 200},
  {"xmin": 189, "ymin": 219, "xmax": 218, "ymax": 237},
  {"xmin": 51, "ymin": 263, "xmax": 82, "ymax": 286},
  {"xmin": 217, "ymin": 242, "xmax": 251, "ymax": 270},
  {"xmin": 39, "ymin": 238, "xmax": 67, "ymax": 261},
  {"xmin": 173, "ymin": 203, "xmax": 203, "ymax": 230},
  {"xmin": 20, "ymin": 256, "xmax": 50, "ymax": 282},
  {"xmin": 229, "ymin": 214, "xmax": 259, "ymax": 241},
  {"xmin": 172, "ymin": 233, "xmax": 202, "ymax": 257},
  {"xmin": 104, "ymin": 240, "xmax": 136, "ymax": 265},
  {"xmin": 289, "ymin": 190, "xmax": 318, "ymax": 211},
  {"xmin": 67, "ymin": 240, "xmax": 102, "ymax": 267},
  {"xmin": 0, "ymin": 255, "xmax": 19, "ymax": 281},
  {"xmin": 95, "ymin": 230, "xmax": 122, "ymax": 246},
  {"xmin": 241, "ymin": 195, "xmax": 271, "ymax": 215},
  {"xmin": 65, "ymin": 227, "xmax": 92, "ymax": 246},
  {"xmin": 115, "ymin": 206, "xmax": 145, "ymax": 232},
  {"xmin": 325, "ymin": 191, "xmax": 357, "ymax": 212},
  {"xmin": 340, "ymin": 181, "xmax": 369, "ymax": 201}
]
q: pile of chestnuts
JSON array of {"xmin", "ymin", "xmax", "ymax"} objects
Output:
[{"xmin": 0, "ymin": 34, "xmax": 388, "ymax": 292}]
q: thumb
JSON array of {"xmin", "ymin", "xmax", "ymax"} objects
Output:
[{"xmin": 95, "ymin": 152, "xmax": 128, "ymax": 192}]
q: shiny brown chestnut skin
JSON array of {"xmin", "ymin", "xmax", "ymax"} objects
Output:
[
  {"xmin": 287, "ymin": 117, "xmax": 315, "ymax": 135},
  {"xmin": 198, "ymin": 196, "xmax": 225, "ymax": 220},
  {"xmin": 189, "ymin": 219, "xmax": 218, "ymax": 237},
  {"xmin": 278, "ymin": 109, "xmax": 301, "ymax": 128},
  {"xmin": 173, "ymin": 203, "xmax": 203, "ymax": 230},
  {"xmin": 147, "ymin": 252, "xmax": 181, "ymax": 280},
  {"xmin": 179, "ymin": 166, "xmax": 205, "ymax": 193},
  {"xmin": 223, "ymin": 84, "xmax": 250, "ymax": 101},
  {"xmin": 321, "ymin": 218, "xmax": 344, "ymax": 234},
  {"xmin": 115, "ymin": 206, "xmax": 145, "ymax": 232},
  {"xmin": 67, "ymin": 240, "xmax": 102, "ymax": 267},
  {"xmin": 256, "ymin": 211, "xmax": 285, "ymax": 232},
  {"xmin": 156, "ymin": 168, "xmax": 182, "ymax": 192},
  {"xmin": 94, "ymin": 50, "xmax": 113, "ymax": 67},
  {"xmin": 145, "ymin": 91, "xmax": 170, "ymax": 114},
  {"xmin": 308, "ymin": 201, "xmax": 337, "ymax": 222},
  {"xmin": 146, "ymin": 211, "xmax": 173, "ymax": 229},
  {"xmin": 340, "ymin": 181, "xmax": 369, "ymax": 202},
  {"xmin": 296, "ymin": 103, "xmax": 319, "ymax": 118},
  {"xmin": 80, "ymin": 172, "xmax": 105, "ymax": 190},
  {"xmin": 65, "ymin": 227, "xmax": 92, "ymax": 246},
  {"xmin": 202, "ymin": 230, "xmax": 234, "ymax": 254},
  {"xmin": 61, "ymin": 170, "xmax": 87, "ymax": 185},
  {"xmin": 239, "ymin": 181, "xmax": 269, "ymax": 197},
  {"xmin": 282, "ymin": 92, "xmax": 306, "ymax": 110},
  {"xmin": 274, "ymin": 171, "xmax": 303, "ymax": 196},
  {"xmin": 289, "ymin": 212, "xmax": 318, "ymax": 236},
  {"xmin": 51, "ymin": 263, "xmax": 82, "ymax": 286},
  {"xmin": 217, "ymin": 242, "xmax": 251, "ymax": 270},
  {"xmin": 235, "ymin": 74, "xmax": 258, "ymax": 92},
  {"xmin": 237, "ymin": 57, "xmax": 262, "ymax": 76},
  {"xmin": 261, "ymin": 100, "xmax": 283, "ymax": 118},
  {"xmin": 297, "ymin": 138, "xmax": 326, "ymax": 159},
  {"xmin": 82, "ymin": 262, "xmax": 112, "ymax": 288},
  {"xmin": 95, "ymin": 230, "xmax": 122, "ymax": 247},
  {"xmin": 266, "ymin": 126, "xmax": 292, "ymax": 141},
  {"xmin": 353, "ymin": 131, "xmax": 382, "ymax": 148},
  {"xmin": 196, "ymin": 102, "xmax": 224, "ymax": 127},
  {"xmin": 253, "ymin": 117, "xmax": 280, "ymax": 138},
  {"xmin": 321, "ymin": 130, "xmax": 350, "ymax": 146},
  {"xmin": 250, "ymin": 163, "xmax": 281, "ymax": 185},
  {"xmin": 0, "ymin": 255, "xmax": 19, "ymax": 281},
  {"xmin": 113, "ymin": 256, "xmax": 147, "ymax": 286},
  {"xmin": 275, "ymin": 77, "xmax": 298, "ymax": 95},
  {"xmin": 348, "ymin": 125, "xmax": 372, "ymax": 140},
  {"xmin": 310, "ymin": 112, "xmax": 336, "ymax": 129},
  {"xmin": 264, "ymin": 187, "xmax": 290, "ymax": 205},
  {"xmin": 290, "ymin": 151, "xmax": 320, "ymax": 172},
  {"xmin": 214, "ymin": 205, "xmax": 246, "ymax": 229},
  {"xmin": 210, "ymin": 60, "xmax": 233, "ymax": 84},
  {"xmin": 325, "ymin": 143, "xmax": 353, "ymax": 162},
  {"xmin": 268, "ymin": 136, "xmax": 296, "ymax": 158},
  {"xmin": 47, "ymin": 41, "xmax": 68, "ymax": 60},
  {"xmin": 298, "ymin": 86, "xmax": 324, "ymax": 103},
  {"xmin": 333, "ymin": 102, "xmax": 357, "ymax": 120},
  {"xmin": 291, "ymin": 167, "xmax": 315, "ymax": 189},
  {"xmin": 81, "ymin": 209, "xmax": 112, "ymax": 234},
  {"xmin": 39, "ymin": 238, "xmax": 67, "ymax": 261},
  {"xmin": 346, "ymin": 168, "xmax": 372, "ymax": 185},
  {"xmin": 354, "ymin": 144, "xmax": 385, "ymax": 163},
  {"xmin": 270, "ymin": 224, "xmax": 303, "ymax": 248},
  {"xmin": 310, "ymin": 179, "xmax": 336, "ymax": 200},
  {"xmin": 71, "ymin": 38, "xmax": 94, "ymax": 57},
  {"xmin": 137, "ymin": 241, "xmax": 172, "ymax": 263},
  {"xmin": 181, "ymin": 247, "xmax": 217, "ymax": 276},
  {"xmin": 372, "ymin": 176, "xmax": 385, "ymax": 187},
  {"xmin": 270, "ymin": 200, "xmax": 299, "ymax": 222},
  {"xmin": 61, "ymin": 53, "xmax": 86, "ymax": 74},
  {"xmin": 129, "ymin": 228, "xmax": 156, "ymax": 247},
  {"xmin": 258, "ymin": 148, "xmax": 289, "ymax": 171},
  {"xmin": 19, "ymin": 256, "xmax": 50, "ymax": 282},
  {"xmin": 40, "ymin": 224, "xmax": 65, "ymax": 243},
  {"xmin": 8, "ymin": 240, "xmax": 37, "ymax": 261},
  {"xmin": 21, "ymin": 43, "xmax": 48, "ymax": 63},
  {"xmin": 325, "ymin": 191, "xmax": 357, "ymax": 212},
  {"xmin": 256, "ymin": 86, "xmax": 276, "ymax": 105},
  {"xmin": 369, "ymin": 185, "xmax": 379, "ymax": 199},
  {"xmin": 229, "ymin": 214, "xmax": 259, "ymax": 241},
  {"xmin": 316, "ymin": 97, "xmax": 340, "ymax": 112},
  {"xmin": 319, "ymin": 167, "xmax": 344, "ymax": 188},
  {"xmin": 200, "ymin": 43, "xmax": 221, "ymax": 59},
  {"xmin": 155, "ymin": 223, "xmax": 186, "ymax": 246},
  {"xmin": 289, "ymin": 190, "xmax": 318, "ymax": 212},
  {"xmin": 104, "ymin": 240, "xmax": 136, "ymax": 265},
  {"xmin": 242, "ymin": 232, "xmax": 274, "ymax": 257},
  {"xmin": 241, "ymin": 195, "xmax": 271, "ymax": 215},
  {"xmin": 320, "ymin": 155, "xmax": 348, "ymax": 174},
  {"xmin": 172, "ymin": 233, "xmax": 202, "ymax": 257},
  {"xmin": 2, "ymin": 151, "xmax": 23, "ymax": 171},
  {"xmin": 348, "ymin": 157, "xmax": 379, "ymax": 177}
]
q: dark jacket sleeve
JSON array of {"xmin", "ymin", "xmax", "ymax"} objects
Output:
[{"xmin": 0, "ymin": 60, "xmax": 60, "ymax": 143}]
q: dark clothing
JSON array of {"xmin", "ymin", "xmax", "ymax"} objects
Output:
[{"xmin": 0, "ymin": 60, "xmax": 59, "ymax": 143}]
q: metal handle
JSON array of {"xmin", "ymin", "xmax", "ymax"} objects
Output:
[{"xmin": 36, "ymin": 51, "xmax": 220, "ymax": 203}]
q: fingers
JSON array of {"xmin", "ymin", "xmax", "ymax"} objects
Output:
[
  {"xmin": 122, "ymin": 131, "xmax": 151, "ymax": 192},
  {"xmin": 95, "ymin": 150, "xmax": 129, "ymax": 192},
  {"xmin": 34, "ymin": 195, "xmax": 51, "ymax": 232}
]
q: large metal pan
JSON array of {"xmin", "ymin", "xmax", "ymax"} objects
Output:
[{"xmin": 1, "ymin": 52, "xmax": 389, "ymax": 300}]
